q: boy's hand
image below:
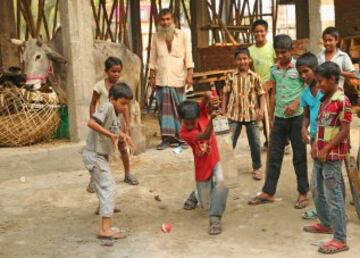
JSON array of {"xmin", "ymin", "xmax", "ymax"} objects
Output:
[
  {"xmin": 301, "ymin": 127, "xmax": 310, "ymax": 144},
  {"xmin": 284, "ymin": 100, "xmax": 299, "ymax": 116},
  {"xmin": 263, "ymin": 81, "xmax": 274, "ymax": 92},
  {"xmin": 123, "ymin": 134, "xmax": 135, "ymax": 151},
  {"xmin": 310, "ymin": 142, "xmax": 317, "ymax": 160},
  {"xmin": 150, "ymin": 77, "xmax": 156, "ymax": 90},
  {"xmin": 318, "ymin": 145, "xmax": 330, "ymax": 163},
  {"xmin": 210, "ymin": 109, "xmax": 221, "ymax": 119},
  {"xmin": 209, "ymin": 96, "xmax": 220, "ymax": 109},
  {"xmin": 256, "ymin": 109, "xmax": 264, "ymax": 121},
  {"xmin": 110, "ymin": 133, "xmax": 119, "ymax": 149}
]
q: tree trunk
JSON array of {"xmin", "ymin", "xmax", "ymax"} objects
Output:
[{"xmin": 0, "ymin": 0, "xmax": 19, "ymax": 69}]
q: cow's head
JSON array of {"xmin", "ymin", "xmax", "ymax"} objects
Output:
[{"xmin": 11, "ymin": 38, "xmax": 66, "ymax": 91}]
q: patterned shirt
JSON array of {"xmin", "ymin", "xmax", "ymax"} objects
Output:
[
  {"xmin": 316, "ymin": 90, "xmax": 352, "ymax": 161},
  {"xmin": 223, "ymin": 70, "xmax": 265, "ymax": 122},
  {"xmin": 270, "ymin": 58, "xmax": 304, "ymax": 118}
]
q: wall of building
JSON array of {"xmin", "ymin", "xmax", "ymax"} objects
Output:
[{"xmin": 334, "ymin": 0, "xmax": 360, "ymax": 37}]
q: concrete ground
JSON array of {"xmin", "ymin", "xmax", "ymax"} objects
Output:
[{"xmin": 0, "ymin": 115, "xmax": 359, "ymax": 258}]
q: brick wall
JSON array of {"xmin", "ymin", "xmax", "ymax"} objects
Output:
[{"xmin": 334, "ymin": 0, "xmax": 360, "ymax": 37}]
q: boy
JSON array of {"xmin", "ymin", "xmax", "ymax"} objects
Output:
[
  {"xmin": 179, "ymin": 97, "xmax": 229, "ymax": 235},
  {"xmin": 82, "ymin": 83, "xmax": 134, "ymax": 239},
  {"xmin": 297, "ymin": 52, "xmax": 323, "ymax": 219},
  {"xmin": 248, "ymin": 35, "xmax": 309, "ymax": 209},
  {"xmin": 303, "ymin": 62, "xmax": 352, "ymax": 254},
  {"xmin": 89, "ymin": 56, "xmax": 138, "ymax": 186},
  {"xmin": 222, "ymin": 47, "xmax": 266, "ymax": 180},
  {"xmin": 249, "ymin": 19, "xmax": 290, "ymax": 154},
  {"xmin": 318, "ymin": 27, "xmax": 355, "ymax": 89}
]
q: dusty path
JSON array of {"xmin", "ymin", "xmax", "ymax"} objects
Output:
[{"xmin": 0, "ymin": 116, "xmax": 359, "ymax": 258}]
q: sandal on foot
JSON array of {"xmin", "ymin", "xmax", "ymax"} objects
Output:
[
  {"xmin": 183, "ymin": 198, "xmax": 197, "ymax": 210},
  {"xmin": 303, "ymin": 223, "xmax": 334, "ymax": 234},
  {"xmin": 97, "ymin": 231, "xmax": 127, "ymax": 240},
  {"xmin": 124, "ymin": 175, "xmax": 139, "ymax": 185},
  {"xmin": 248, "ymin": 195, "xmax": 274, "ymax": 206},
  {"xmin": 252, "ymin": 169, "xmax": 262, "ymax": 181},
  {"xmin": 302, "ymin": 208, "xmax": 318, "ymax": 220},
  {"xmin": 318, "ymin": 239, "xmax": 349, "ymax": 254},
  {"xmin": 208, "ymin": 217, "xmax": 222, "ymax": 235},
  {"xmin": 156, "ymin": 141, "xmax": 170, "ymax": 150},
  {"xmin": 294, "ymin": 197, "xmax": 309, "ymax": 209}
]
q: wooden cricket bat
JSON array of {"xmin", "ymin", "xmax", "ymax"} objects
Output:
[{"xmin": 345, "ymin": 154, "xmax": 360, "ymax": 219}]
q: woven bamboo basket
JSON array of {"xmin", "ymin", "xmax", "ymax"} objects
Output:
[{"xmin": 0, "ymin": 85, "xmax": 60, "ymax": 147}]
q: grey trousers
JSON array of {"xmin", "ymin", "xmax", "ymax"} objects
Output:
[
  {"xmin": 190, "ymin": 163, "xmax": 229, "ymax": 218},
  {"xmin": 83, "ymin": 150, "xmax": 117, "ymax": 218}
]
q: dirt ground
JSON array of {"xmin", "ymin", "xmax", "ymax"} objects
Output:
[{"xmin": 0, "ymin": 115, "xmax": 359, "ymax": 258}]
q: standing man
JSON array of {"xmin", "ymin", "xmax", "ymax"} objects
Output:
[{"xmin": 149, "ymin": 8, "xmax": 194, "ymax": 150}]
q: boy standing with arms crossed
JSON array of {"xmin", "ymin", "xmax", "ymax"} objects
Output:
[
  {"xmin": 83, "ymin": 83, "xmax": 134, "ymax": 239},
  {"xmin": 304, "ymin": 62, "xmax": 352, "ymax": 254},
  {"xmin": 178, "ymin": 96, "xmax": 229, "ymax": 235},
  {"xmin": 248, "ymin": 35, "xmax": 309, "ymax": 208}
]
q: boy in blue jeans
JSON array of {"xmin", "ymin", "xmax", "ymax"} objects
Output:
[
  {"xmin": 303, "ymin": 62, "xmax": 352, "ymax": 254},
  {"xmin": 248, "ymin": 35, "xmax": 309, "ymax": 208}
]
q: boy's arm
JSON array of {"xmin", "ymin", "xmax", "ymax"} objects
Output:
[
  {"xmin": 301, "ymin": 106, "xmax": 311, "ymax": 143},
  {"xmin": 89, "ymin": 91, "xmax": 100, "ymax": 117},
  {"xmin": 284, "ymin": 98, "xmax": 300, "ymax": 116},
  {"xmin": 88, "ymin": 118, "xmax": 118, "ymax": 146},
  {"xmin": 195, "ymin": 115, "xmax": 216, "ymax": 141},
  {"xmin": 269, "ymin": 83, "xmax": 276, "ymax": 127}
]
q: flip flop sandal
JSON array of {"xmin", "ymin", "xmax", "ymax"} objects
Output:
[
  {"xmin": 124, "ymin": 175, "xmax": 139, "ymax": 185},
  {"xmin": 318, "ymin": 239, "xmax": 349, "ymax": 254},
  {"xmin": 302, "ymin": 208, "xmax": 318, "ymax": 220},
  {"xmin": 294, "ymin": 198, "xmax": 309, "ymax": 209},
  {"xmin": 180, "ymin": 143, "xmax": 189, "ymax": 149},
  {"xmin": 303, "ymin": 223, "xmax": 334, "ymax": 234},
  {"xmin": 208, "ymin": 221, "xmax": 222, "ymax": 235},
  {"xmin": 252, "ymin": 170, "xmax": 262, "ymax": 181},
  {"xmin": 183, "ymin": 199, "xmax": 197, "ymax": 210},
  {"xmin": 170, "ymin": 142, "xmax": 180, "ymax": 148},
  {"xmin": 248, "ymin": 196, "xmax": 274, "ymax": 206},
  {"xmin": 97, "ymin": 231, "xmax": 127, "ymax": 240},
  {"xmin": 156, "ymin": 141, "xmax": 170, "ymax": 150}
]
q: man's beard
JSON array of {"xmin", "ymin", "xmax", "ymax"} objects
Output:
[{"xmin": 158, "ymin": 23, "xmax": 176, "ymax": 42}]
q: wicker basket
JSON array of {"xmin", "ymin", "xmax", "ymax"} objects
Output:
[{"xmin": 0, "ymin": 85, "xmax": 60, "ymax": 147}]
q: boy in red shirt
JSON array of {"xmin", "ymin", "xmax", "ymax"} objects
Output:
[{"xmin": 178, "ymin": 95, "xmax": 229, "ymax": 235}]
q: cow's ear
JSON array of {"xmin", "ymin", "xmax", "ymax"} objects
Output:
[
  {"xmin": 10, "ymin": 39, "xmax": 25, "ymax": 46},
  {"xmin": 44, "ymin": 46, "xmax": 67, "ymax": 64}
]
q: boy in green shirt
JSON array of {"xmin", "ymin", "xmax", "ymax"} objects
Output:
[{"xmin": 248, "ymin": 35, "xmax": 309, "ymax": 209}]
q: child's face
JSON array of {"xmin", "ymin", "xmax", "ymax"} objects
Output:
[
  {"xmin": 182, "ymin": 119, "xmax": 198, "ymax": 131},
  {"xmin": 112, "ymin": 97, "xmax": 130, "ymax": 114},
  {"xmin": 253, "ymin": 25, "xmax": 267, "ymax": 44},
  {"xmin": 275, "ymin": 48, "xmax": 292, "ymax": 65},
  {"xmin": 235, "ymin": 53, "xmax": 250, "ymax": 71},
  {"xmin": 297, "ymin": 65, "xmax": 315, "ymax": 85},
  {"xmin": 106, "ymin": 65, "xmax": 122, "ymax": 83},
  {"xmin": 316, "ymin": 75, "xmax": 337, "ymax": 95},
  {"xmin": 323, "ymin": 34, "xmax": 338, "ymax": 52}
]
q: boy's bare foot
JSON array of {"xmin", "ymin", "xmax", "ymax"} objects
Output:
[
  {"xmin": 208, "ymin": 216, "xmax": 222, "ymax": 235},
  {"xmin": 95, "ymin": 205, "xmax": 121, "ymax": 215},
  {"xmin": 97, "ymin": 230, "xmax": 127, "ymax": 240},
  {"xmin": 252, "ymin": 169, "xmax": 262, "ymax": 181},
  {"xmin": 124, "ymin": 174, "xmax": 139, "ymax": 185},
  {"xmin": 294, "ymin": 194, "xmax": 309, "ymax": 209},
  {"xmin": 248, "ymin": 192, "xmax": 274, "ymax": 205}
]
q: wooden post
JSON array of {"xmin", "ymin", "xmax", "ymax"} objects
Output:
[
  {"xmin": 0, "ymin": 0, "xmax": 19, "ymax": 68},
  {"xmin": 295, "ymin": 0, "xmax": 309, "ymax": 39},
  {"xmin": 308, "ymin": 0, "xmax": 322, "ymax": 53}
]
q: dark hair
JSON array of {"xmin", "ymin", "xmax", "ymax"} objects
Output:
[
  {"xmin": 104, "ymin": 56, "xmax": 123, "ymax": 71},
  {"xmin": 296, "ymin": 52, "xmax": 318, "ymax": 70},
  {"xmin": 159, "ymin": 8, "xmax": 173, "ymax": 18},
  {"xmin": 315, "ymin": 62, "xmax": 341, "ymax": 83},
  {"xmin": 252, "ymin": 19, "xmax": 268, "ymax": 32},
  {"xmin": 234, "ymin": 47, "xmax": 250, "ymax": 58},
  {"xmin": 274, "ymin": 34, "xmax": 293, "ymax": 50},
  {"xmin": 109, "ymin": 82, "xmax": 133, "ymax": 100},
  {"xmin": 178, "ymin": 100, "xmax": 200, "ymax": 120},
  {"xmin": 322, "ymin": 26, "xmax": 340, "ymax": 40}
]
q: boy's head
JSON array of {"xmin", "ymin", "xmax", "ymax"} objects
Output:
[
  {"xmin": 252, "ymin": 19, "xmax": 268, "ymax": 44},
  {"xmin": 296, "ymin": 52, "xmax": 318, "ymax": 85},
  {"xmin": 104, "ymin": 57, "xmax": 123, "ymax": 83},
  {"xmin": 234, "ymin": 47, "xmax": 251, "ymax": 71},
  {"xmin": 273, "ymin": 34, "xmax": 293, "ymax": 65},
  {"xmin": 109, "ymin": 82, "xmax": 133, "ymax": 113},
  {"xmin": 322, "ymin": 27, "xmax": 340, "ymax": 52},
  {"xmin": 178, "ymin": 100, "xmax": 200, "ymax": 131},
  {"xmin": 315, "ymin": 62, "xmax": 340, "ymax": 94}
]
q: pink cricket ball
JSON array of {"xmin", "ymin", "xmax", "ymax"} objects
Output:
[{"xmin": 161, "ymin": 223, "xmax": 172, "ymax": 233}]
